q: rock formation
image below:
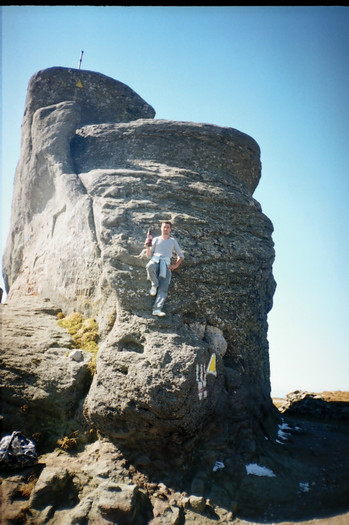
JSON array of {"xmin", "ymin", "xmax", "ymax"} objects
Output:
[
  {"xmin": 2, "ymin": 67, "xmax": 276, "ymax": 447},
  {"xmin": 1, "ymin": 67, "xmax": 281, "ymax": 522},
  {"xmin": 278, "ymin": 390, "xmax": 349, "ymax": 420}
]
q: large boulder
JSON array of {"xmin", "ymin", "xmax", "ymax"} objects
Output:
[
  {"xmin": 2, "ymin": 67, "xmax": 276, "ymax": 449},
  {"xmin": 0, "ymin": 296, "xmax": 92, "ymax": 443}
]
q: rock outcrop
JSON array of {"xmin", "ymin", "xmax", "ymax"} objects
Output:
[
  {"xmin": 278, "ymin": 390, "xmax": 349, "ymax": 421},
  {"xmin": 2, "ymin": 67, "xmax": 276, "ymax": 452},
  {"xmin": 0, "ymin": 296, "xmax": 92, "ymax": 445}
]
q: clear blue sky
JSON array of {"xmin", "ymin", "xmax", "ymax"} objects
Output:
[{"xmin": 1, "ymin": 6, "xmax": 348, "ymax": 397}]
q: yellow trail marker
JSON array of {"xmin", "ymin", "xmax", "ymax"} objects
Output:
[
  {"xmin": 75, "ymin": 79, "xmax": 83, "ymax": 88},
  {"xmin": 207, "ymin": 353, "xmax": 217, "ymax": 376}
]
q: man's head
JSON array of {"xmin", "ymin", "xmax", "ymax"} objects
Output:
[{"xmin": 161, "ymin": 221, "xmax": 172, "ymax": 237}]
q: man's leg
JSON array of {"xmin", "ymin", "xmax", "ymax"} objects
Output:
[
  {"xmin": 153, "ymin": 267, "xmax": 171, "ymax": 313},
  {"xmin": 146, "ymin": 260, "xmax": 159, "ymax": 289}
]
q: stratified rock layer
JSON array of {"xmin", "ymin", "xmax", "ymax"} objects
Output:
[{"xmin": 2, "ymin": 67, "xmax": 276, "ymax": 449}]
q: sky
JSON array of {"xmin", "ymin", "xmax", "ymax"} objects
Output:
[{"xmin": 1, "ymin": 6, "xmax": 348, "ymax": 397}]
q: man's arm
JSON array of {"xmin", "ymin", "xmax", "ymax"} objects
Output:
[
  {"xmin": 169, "ymin": 239, "xmax": 184, "ymax": 270},
  {"xmin": 169, "ymin": 256, "xmax": 183, "ymax": 271},
  {"xmin": 145, "ymin": 237, "xmax": 156, "ymax": 258},
  {"xmin": 170, "ymin": 239, "xmax": 184, "ymax": 270}
]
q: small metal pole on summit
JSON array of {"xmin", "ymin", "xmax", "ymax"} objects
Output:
[{"xmin": 78, "ymin": 50, "xmax": 84, "ymax": 69}]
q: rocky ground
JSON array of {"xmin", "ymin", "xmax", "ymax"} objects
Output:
[
  {"xmin": 236, "ymin": 394, "xmax": 349, "ymax": 525},
  {"xmin": 1, "ymin": 391, "xmax": 348, "ymax": 524}
]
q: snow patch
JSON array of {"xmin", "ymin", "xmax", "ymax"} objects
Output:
[
  {"xmin": 245, "ymin": 463, "xmax": 276, "ymax": 477},
  {"xmin": 276, "ymin": 419, "xmax": 295, "ymax": 444},
  {"xmin": 298, "ymin": 481, "xmax": 310, "ymax": 493}
]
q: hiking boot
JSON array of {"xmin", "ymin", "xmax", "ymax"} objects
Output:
[{"xmin": 150, "ymin": 285, "xmax": 157, "ymax": 296}]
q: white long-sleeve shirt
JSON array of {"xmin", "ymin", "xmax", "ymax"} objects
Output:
[{"xmin": 150, "ymin": 236, "xmax": 184, "ymax": 260}]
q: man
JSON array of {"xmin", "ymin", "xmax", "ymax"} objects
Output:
[{"xmin": 145, "ymin": 221, "xmax": 184, "ymax": 317}]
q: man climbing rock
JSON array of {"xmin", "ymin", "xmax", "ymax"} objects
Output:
[{"xmin": 145, "ymin": 221, "xmax": 184, "ymax": 317}]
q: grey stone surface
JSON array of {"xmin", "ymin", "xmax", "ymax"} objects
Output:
[
  {"xmin": 2, "ymin": 66, "xmax": 275, "ymax": 448},
  {"xmin": 0, "ymin": 296, "xmax": 91, "ymax": 441}
]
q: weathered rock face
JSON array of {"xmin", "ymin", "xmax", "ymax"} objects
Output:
[
  {"xmin": 2, "ymin": 67, "xmax": 276, "ymax": 450},
  {"xmin": 0, "ymin": 296, "xmax": 92, "ymax": 444}
]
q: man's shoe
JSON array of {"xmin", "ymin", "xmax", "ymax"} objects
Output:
[
  {"xmin": 150, "ymin": 285, "xmax": 157, "ymax": 296},
  {"xmin": 152, "ymin": 309, "xmax": 166, "ymax": 317}
]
